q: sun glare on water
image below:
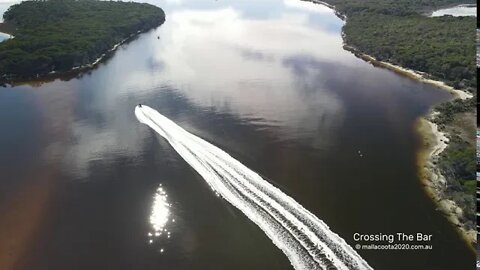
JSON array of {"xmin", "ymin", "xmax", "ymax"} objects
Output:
[{"xmin": 148, "ymin": 184, "xmax": 172, "ymax": 253}]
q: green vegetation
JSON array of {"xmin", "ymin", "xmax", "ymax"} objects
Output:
[
  {"xmin": 433, "ymin": 94, "xmax": 476, "ymax": 127},
  {"xmin": 313, "ymin": 0, "xmax": 477, "ymax": 236},
  {"xmin": 438, "ymin": 137, "xmax": 475, "ymax": 181},
  {"xmin": 431, "ymin": 96, "xmax": 476, "ymax": 231},
  {"xmin": 320, "ymin": 0, "xmax": 476, "ymax": 17},
  {"xmin": 476, "ymin": 30, "xmax": 479, "ymax": 66},
  {"xmin": 344, "ymin": 15, "xmax": 475, "ymax": 90},
  {"xmin": 319, "ymin": 0, "xmax": 476, "ymax": 92},
  {"xmin": 0, "ymin": 0, "xmax": 165, "ymax": 79},
  {"xmin": 437, "ymin": 136, "xmax": 476, "ymax": 229},
  {"xmin": 463, "ymin": 180, "xmax": 475, "ymax": 194}
]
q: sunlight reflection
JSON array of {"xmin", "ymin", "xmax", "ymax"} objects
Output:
[{"xmin": 148, "ymin": 183, "xmax": 172, "ymax": 252}]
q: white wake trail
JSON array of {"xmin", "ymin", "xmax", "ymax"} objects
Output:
[{"xmin": 135, "ymin": 105, "xmax": 372, "ymax": 270}]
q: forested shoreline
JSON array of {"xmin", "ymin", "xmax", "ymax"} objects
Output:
[
  {"xmin": 0, "ymin": 0, "xmax": 165, "ymax": 81},
  {"xmin": 314, "ymin": 0, "xmax": 477, "ymax": 92},
  {"xmin": 309, "ymin": 0, "xmax": 476, "ymax": 243},
  {"xmin": 432, "ymin": 96, "xmax": 476, "ymax": 234}
]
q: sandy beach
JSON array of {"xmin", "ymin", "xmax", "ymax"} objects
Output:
[
  {"xmin": 307, "ymin": 0, "xmax": 476, "ymax": 246},
  {"xmin": 416, "ymin": 116, "xmax": 476, "ymax": 246},
  {"xmin": 347, "ymin": 40, "xmax": 477, "ymax": 246},
  {"xmin": 343, "ymin": 45, "xmax": 473, "ymax": 100},
  {"xmin": 4, "ymin": 30, "xmax": 146, "ymax": 85},
  {"xmin": 306, "ymin": 0, "xmax": 473, "ymax": 100},
  {"xmin": 348, "ymin": 31, "xmax": 477, "ymax": 247}
]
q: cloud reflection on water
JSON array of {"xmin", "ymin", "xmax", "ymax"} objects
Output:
[
  {"xmin": 127, "ymin": 6, "xmax": 350, "ymax": 133},
  {"xmin": 283, "ymin": 0, "xmax": 333, "ymax": 14},
  {"xmin": 59, "ymin": 3, "xmax": 354, "ymax": 178}
]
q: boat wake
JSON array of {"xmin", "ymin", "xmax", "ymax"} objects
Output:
[{"xmin": 135, "ymin": 105, "xmax": 372, "ymax": 270}]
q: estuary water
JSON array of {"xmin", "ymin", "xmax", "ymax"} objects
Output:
[
  {"xmin": 0, "ymin": 32, "xmax": 12, "ymax": 42},
  {"xmin": 0, "ymin": 0, "xmax": 474, "ymax": 269},
  {"xmin": 430, "ymin": 4, "xmax": 477, "ymax": 17}
]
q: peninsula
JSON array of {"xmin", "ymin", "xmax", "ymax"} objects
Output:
[{"xmin": 0, "ymin": 0, "xmax": 165, "ymax": 81}]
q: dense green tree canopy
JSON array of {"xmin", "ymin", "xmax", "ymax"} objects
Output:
[
  {"xmin": 319, "ymin": 0, "xmax": 476, "ymax": 92},
  {"xmin": 0, "ymin": 0, "xmax": 165, "ymax": 79},
  {"xmin": 322, "ymin": 0, "xmax": 476, "ymax": 16},
  {"xmin": 316, "ymin": 0, "xmax": 477, "ymax": 231}
]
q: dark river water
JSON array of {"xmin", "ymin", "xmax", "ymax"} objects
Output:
[{"xmin": 0, "ymin": 0, "xmax": 475, "ymax": 269}]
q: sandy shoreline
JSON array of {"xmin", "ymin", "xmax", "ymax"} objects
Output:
[
  {"xmin": 2, "ymin": 29, "xmax": 149, "ymax": 85},
  {"xmin": 341, "ymin": 20, "xmax": 476, "ymax": 247},
  {"xmin": 343, "ymin": 45, "xmax": 473, "ymax": 100},
  {"xmin": 71, "ymin": 30, "xmax": 142, "ymax": 71},
  {"xmin": 416, "ymin": 117, "xmax": 476, "ymax": 246},
  {"xmin": 307, "ymin": 0, "xmax": 476, "ymax": 246},
  {"xmin": 307, "ymin": 0, "xmax": 473, "ymax": 100}
]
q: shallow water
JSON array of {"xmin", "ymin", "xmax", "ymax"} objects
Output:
[
  {"xmin": 0, "ymin": 1, "xmax": 17, "ymax": 41},
  {"xmin": 430, "ymin": 4, "xmax": 476, "ymax": 17},
  {"xmin": 0, "ymin": 32, "xmax": 12, "ymax": 42},
  {"xmin": 0, "ymin": 0, "xmax": 474, "ymax": 269}
]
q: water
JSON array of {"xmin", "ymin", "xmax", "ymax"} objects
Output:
[
  {"xmin": 0, "ymin": 0, "xmax": 474, "ymax": 270},
  {"xmin": 0, "ymin": 32, "xmax": 12, "ymax": 42},
  {"xmin": 135, "ymin": 105, "xmax": 372, "ymax": 269},
  {"xmin": 0, "ymin": 1, "xmax": 19, "ymax": 21},
  {"xmin": 0, "ymin": 1, "xmax": 17, "ymax": 41},
  {"xmin": 430, "ymin": 4, "xmax": 477, "ymax": 17}
]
